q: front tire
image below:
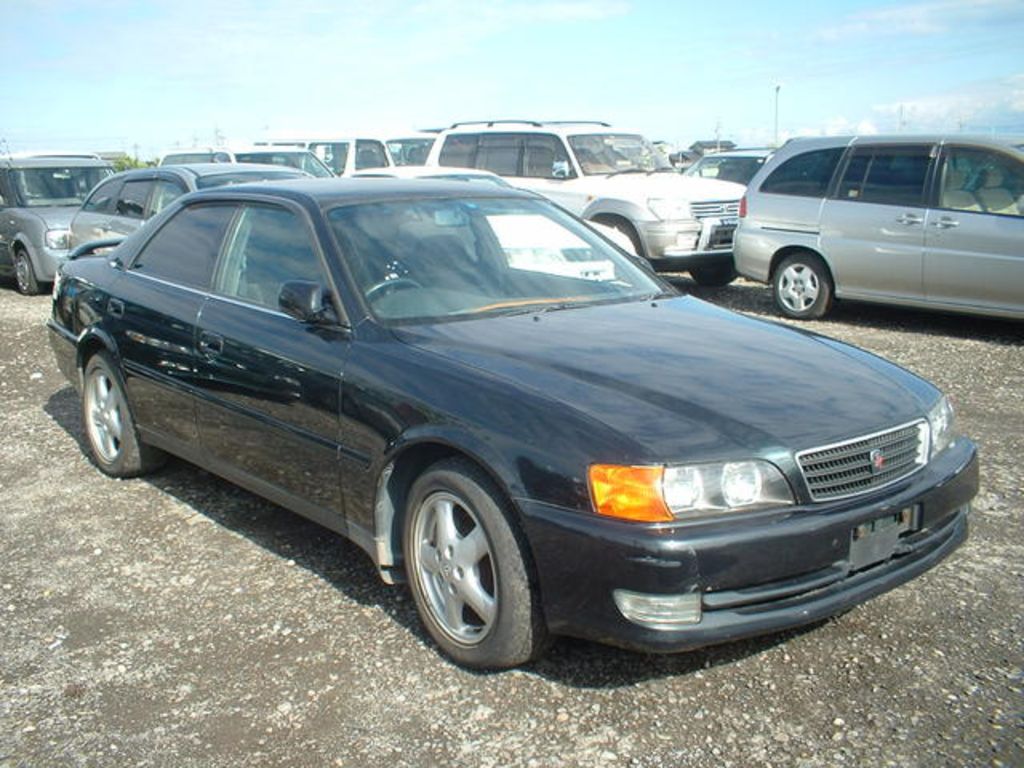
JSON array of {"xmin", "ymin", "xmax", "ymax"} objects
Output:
[
  {"xmin": 82, "ymin": 352, "xmax": 164, "ymax": 477},
  {"xmin": 14, "ymin": 249, "xmax": 41, "ymax": 296},
  {"xmin": 403, "ymin": 458, "xmax": 548, "ymax": 669},
  {"xmin": 773, "ymin": 252, "xmax": 834, "ymax": 319},
  {"xmin": 689, "ymin": 263, "xmax": 736, "ymax": 286}
]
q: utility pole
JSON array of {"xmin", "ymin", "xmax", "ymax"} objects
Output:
[{"xmin": 773, "ymin": 84, "xmax": 781, "ymax": 147}]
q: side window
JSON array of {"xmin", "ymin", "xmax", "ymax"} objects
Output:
[
  {"xmin": 354, "ymin": 140, "xmax": 388, "ymax": 170},
  {"xmin": 439, "ymin": 134, "xmax": 480, "ymax": 168},
  {"xmin": 523, "ymin": 135, "xmax": 574, "ymax": 179},
  {"xmin": 214, "ymin": 205, "xmax": 323, "ymax": 309},
  {"xmin": 148, "ymin": 179, "xmax": 187, "ymax": 216},
  {"xmin": 81, "ymin": 178, "xmax": 122, "ymax": 214},
  {"xmin": 837, "ymin": 145, "xmax": 932, "ymax": 207},
  {"xmin": 131, "ymin": 204, "xmax": 235, "ymax": 289},
  {"xmin": 940, "ymin": 147, "xmax": 1024, "ymax": 217},
  {"xmin": 115, "ymin": 180, "xmax": 153, "ymax": 219},
  {"xmin": 311, "ymin": 142, "xmax": 349, "ymax": 174},
  {"xmin": 476, "ymin": 134, "xmax": 522, "ymax": 176},
  {"xmin": 759, "ymin": 148, "xmax": 843, "ymax": 197}
]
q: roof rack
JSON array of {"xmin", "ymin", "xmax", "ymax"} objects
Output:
[
  {"xmin": 4, "ymin": 151, "xmax": 103, "ymax": 160},
  {"xmin": 448, "ymin": 120, "xmax": 612, "ymax": 130},
  {"xmin": 449, "ymin": 120, "xmax": 544, "ymax": 129}
]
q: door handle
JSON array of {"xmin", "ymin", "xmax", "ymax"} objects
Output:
[
  {"xmin": 107, "ymin": 298, "xmax": 124, "ymax": 318},
  {"xmin": 895, "ymin": 213, "xmax": 923, "ymax": 225},
  {"xmin": 933, "ymin": 217, "xmax": 959, "ymax": 229},
  {"xmin": 198, "ymin": 332, "xmax": 224, "ymax": 357}
]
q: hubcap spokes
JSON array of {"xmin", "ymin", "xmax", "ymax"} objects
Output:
[
  {"xmin": 86, "ymin": 372, "xmax": 123, "ymax": 462},
  {"xmin": 414, "ymin": 493, "xmax": 496, "ymax": 645},
  {"xmin": 780, "ymin": 265, "xmax": 819, "ymax": 311}
]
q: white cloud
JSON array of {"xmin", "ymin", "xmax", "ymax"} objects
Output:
[
  {"xmin": 872, "ymin": 74, "xmax": 1024, "ymax": 132},
  {"xmin": 815, "ymin": 0, "xmax": 1022, "ymax": 41}
]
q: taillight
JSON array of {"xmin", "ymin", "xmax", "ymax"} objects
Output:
[{"xmin": 739, "ymin": 195, "xmax": 747, "ymax": 218}]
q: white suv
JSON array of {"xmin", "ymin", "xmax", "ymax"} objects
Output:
[{"xmin": 425, "ymin": 121, "xmax": 745, "ymax": 283}]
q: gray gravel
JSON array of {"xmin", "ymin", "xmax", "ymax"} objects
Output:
[{"xmin": 1, "ymin": 279, "xmax": 1021, "ymax": 768}]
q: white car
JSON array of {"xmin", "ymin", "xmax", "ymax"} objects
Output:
[
  {"xmin": 425, "ymin": 121, "xmax": 745, "ymax": 284},
  {"xmin": 382, "ymin": 132, "xmax": 438, "ymax": 166},
  {"xmin": 253, "ymin": 137, "xmax": 393, "ymax": 176}
]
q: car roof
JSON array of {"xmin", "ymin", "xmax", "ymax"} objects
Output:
[
  {"xmin": 442, "ymin": 120, "xmax": 636, "ymax": 137},
  {"xmin": 185, "ymin": 177, "xmax": 533, "ymax": 208},
  {"xmin": 1, "ymin": 156, "xmax": 112, "ymax": 169},
  {"xmin": 697, "ymin": 148, "xmax": 773, "ymax": 159},
  {"xmin": 779, "ymin": 134, "xmax": 1024, "ymax": 153},
  {"xmin": 101, "ymin": 163, "xmax": 311, "ymax": 184}
]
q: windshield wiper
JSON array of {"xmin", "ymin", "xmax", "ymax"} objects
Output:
[{"xmin": 603, "ymin": 168, "xmax": 647, "ymax": 177}]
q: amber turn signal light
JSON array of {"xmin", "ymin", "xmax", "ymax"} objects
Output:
[{"xmin": 588, "ymin": 464, "xmax": 673, "ymax": 522}]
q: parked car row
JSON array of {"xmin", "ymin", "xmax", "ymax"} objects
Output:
[{"xmin": 48, "ymin": 176, "xmax": 978, "ymax": 668}]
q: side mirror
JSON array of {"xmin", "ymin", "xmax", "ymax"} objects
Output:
[
  {"xmin": 279, "ymin": 280, "xmax": 340, "ymax": 326},
  {"xmin": 69, "ymin": 238, "xmax": 124, "ymax": 261},
  {"xmin": 552, "ymin": 160, "xmax": 571, "ymax": 180}
]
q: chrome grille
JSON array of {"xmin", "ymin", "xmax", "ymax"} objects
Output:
[
  {"xmin": 797, "ymin": 421, "xmax": 928, "ymax": 502},
  {"xmin": 690, "ymin": 200, "xmax": 740, "ymax": 220}
]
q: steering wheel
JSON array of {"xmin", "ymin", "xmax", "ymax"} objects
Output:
[{"xmin": 364, "ymin": 277, "xmax": 423, "ymax": 303}]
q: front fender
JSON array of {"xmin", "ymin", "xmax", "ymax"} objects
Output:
[{"xmin": 582, "ymin": 198, "xmax": 655, "ymax": 224}]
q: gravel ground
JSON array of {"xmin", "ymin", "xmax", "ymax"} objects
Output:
[{"xmin": 0, "ymin": 278, "xmax": 1021, "ymax": 768}]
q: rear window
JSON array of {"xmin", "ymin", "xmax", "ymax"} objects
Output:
[{"xmin": 759, "ymin": 148, "xmax": 843, "ymax": 198}]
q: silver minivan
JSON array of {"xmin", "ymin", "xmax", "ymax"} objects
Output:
[{"xmin": 733, "ymin": 135, "xmax": 1024, "ymax": 320}]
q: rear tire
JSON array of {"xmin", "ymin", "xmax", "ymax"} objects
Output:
[
  {"xmin": 14, "ymin": 249, "xmax": 41, "ymax": 296},
  {"xmin": 82, "ymin": 352, "xmax": 165, "ymax": 477},
  {"xmin": 772, "ymin": 252, "xmax": 833, "ymax": 319},
  {"xmin": 403, "ymin": 458, "xmax": 548, "ymax": 669}
]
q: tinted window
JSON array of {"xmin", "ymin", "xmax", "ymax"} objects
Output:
[
  {"xmin": 476, "ymin": 134, "xmax": 522, "ymax": 176},
  {"xmin": 116, "ymin": 180, "xmax": 153, "ymax": 219},
  {"xmin": 439, "ymin": 134, "xmax": 480, "ymax": 168},
  {"xmin": 148, "ymin": 179, "xmax": 186, "ymax": 215},
  {"xmin": 760, "ymin": 148, "xmax": 843, "ymax": 197},
  {"xmin": 354, "ymin": 140, "xmax": 389, "ymax": 170},
  {"xmin": 523, "ymin": 135, "xmax": 574, "ymax": 179},
  {"xmin": 81, "ymin": 177, "xmax": 122, "ymax": 213},
  {"xmin": 837, "ymin": 146, "xmax": 931, "ymax": 207},
  {"xmin": 939, "ymin": 147, "xmax": 1024, "ymax": 217},
  {"xmin": 131, "ymin": 204, "xmax": 235, "ymax": 289},
  {"xmin": 214, "ymin": 205, "xmax": 323, "ymax": 308}
]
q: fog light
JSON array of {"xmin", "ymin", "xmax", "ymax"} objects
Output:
[{"xmin": 613, "ymin": 590, "xmax": 702, "ymax": 630}]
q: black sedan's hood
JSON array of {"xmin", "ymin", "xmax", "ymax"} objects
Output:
[{"xmin": 393, "ymin": 297, "xmax": 936, "ymax": 461}]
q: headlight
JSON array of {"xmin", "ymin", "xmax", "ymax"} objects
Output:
[
  {"xmin": 589, "ymin": 460, "xmax": 793, "ymax": 522},
  {"xmin": 45, "ymin": 229, "xmax": 71, "ymax": 250},
  {"xmin": 647, "ymin": 198, "xmax": 692, "ymax": 221},
  {"xmin": 928, "ymin": 395, "xmax": 957, "ymax": 458}
]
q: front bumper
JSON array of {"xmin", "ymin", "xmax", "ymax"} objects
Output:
[
  {"xmin": 518, "ymin": 439, "xmax": 978, "ymax": 652},
  {"xmin": 638, "ymin": 217, "xmax": 736, "ymax": 272}
]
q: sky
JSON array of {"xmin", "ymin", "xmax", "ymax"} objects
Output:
[{"xmin": 2, "ymin": 0, "xmax": 1023, "ymax": 159}]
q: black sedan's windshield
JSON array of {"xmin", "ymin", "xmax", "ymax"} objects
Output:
[{"xmin": 327, "ymin": 197, "xmax": 665, "ymax": 323}]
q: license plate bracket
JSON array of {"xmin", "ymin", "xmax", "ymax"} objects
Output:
[{"xmin": 848, "ymin": 506, "xmax": 919, "ymax": 572}]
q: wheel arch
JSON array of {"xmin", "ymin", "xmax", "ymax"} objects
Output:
[
  {"xmin": 76, "ymin": 328, "xmax": 121, "ymax": 386},
  {"xmin": 769, "ymin": 245, "xmax": 834, "ymax": 285},
  {"xmin": 370, "ymin": 434, "xmax": 534, "ymax": 585}
]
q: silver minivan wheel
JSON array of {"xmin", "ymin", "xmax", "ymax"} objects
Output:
[
  {"xmin": 773, "ymin": 252, "xmax": 833, "ymax": 319},
  {"xmin": 778, "ymin": 263, "xmax": 820, "ymax": 312},
  {"xmin": 14, "ymin": 250, "xmax": 41, "ymax": 295}
]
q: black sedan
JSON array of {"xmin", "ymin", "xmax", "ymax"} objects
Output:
[{"xmin": 48, "ymin": 179, "xmax": 978, "ymax": 669}]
